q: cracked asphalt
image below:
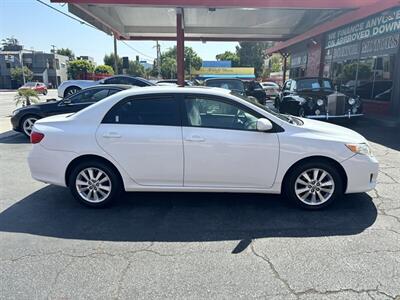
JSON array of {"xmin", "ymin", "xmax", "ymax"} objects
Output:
[{"xmin": 0, "ymin": 113, "xmax": 399, "ymax": 299}]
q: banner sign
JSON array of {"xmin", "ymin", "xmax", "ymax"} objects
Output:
[
  {"xmin": 326, "ymin": 8, "xmax": 400, "ymax": 49},
  {"xmin": 361, "ymin": 33, "xmax": 400, "ymax": 56},
  {"xmin": 332, "ymin": 42, "xmax": 360, "ymax": 61},
  {"xmin": 192, "ymin": 67, "xmax": 254, "ymax": 75}
]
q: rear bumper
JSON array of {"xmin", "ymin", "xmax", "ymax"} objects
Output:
[
  {"xmin": 28, "ymin": 144, "xmax": 76, "ymax": 187},
  {"xmin": 306, "ymin": 113, "xmax": 363, "ymax": 120},
  {"xmin": 342, "ymin": 154, "xmax": 379, "ymax": 194}
]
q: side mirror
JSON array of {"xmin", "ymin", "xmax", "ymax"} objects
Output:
[
  {"xmin": 98, "ymin": 79, "xmax": 105, "ymax": 84},
  {"xmin": 257, "ymin": 118, "xmax": 273, "ymax": 132},
  {"xmin": 62, "ymin": 99, "xmax": 71, "ymax": 105}
]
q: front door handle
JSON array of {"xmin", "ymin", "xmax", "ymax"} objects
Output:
[
  {"xmin": 103, "ymin": 132, "xmax": 121, "ymax": 139},
  {"xmin": 185, "ymin": 135, "xmax": 205, "ymax": 142}
]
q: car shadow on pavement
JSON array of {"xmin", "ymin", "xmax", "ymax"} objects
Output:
[
  {"xmin": 0, "ymin": 131, "xmax": 29, "ymax": 144},
  {"xmin": 0, "ymin": 185, "xmax": 377, "ymax": 243}
]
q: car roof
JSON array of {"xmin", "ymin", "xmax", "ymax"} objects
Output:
[
  {"xmin": 205, "ymin": 78, "xmax": 242, "ymax": 82},
  {"xmin": 85, "ymin": 84, "xmax": 132, "ymax": 90},
  {"xmin": 293, "ymin": 77, "xmax": 332, "ymax": 81},
  {"xmin": 111, "ymin": 85, "xmax": 232, "ymax": 97}
]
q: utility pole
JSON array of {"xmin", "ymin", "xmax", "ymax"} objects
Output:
[
  {"xmin": 51, "ymin": 45, "xmax": 56, "ymax": 54},
  {"xmin": 113, "ymin": 34, "xmax": 119, "ymax": 74},
  {"xmin": 156, "ymin": 41, "xmax": 161, "ymax": 79},
  {"xmin": 19, "ymin": 51, "xmax": 26, "ymax": 85}
]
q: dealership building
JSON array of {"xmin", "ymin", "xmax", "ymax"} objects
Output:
[{"xmin": 267, "ymin": 5, "xmax": 400, "ymax": 120}]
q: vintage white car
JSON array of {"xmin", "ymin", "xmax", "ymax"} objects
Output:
[{"xmin": 57, "ymin": 75, "xmax": 155, "ymax": 98}]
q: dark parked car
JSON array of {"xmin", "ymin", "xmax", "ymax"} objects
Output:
[
  {"xmin": 156, "ymin": 79, "xmax": 194, "ymax": 86},
  {"xmin": 204, "ymin": 78, "xmax": 267, "ymax": 104},
  {"xmin": 275, "ymin": 77, "xmax": 363, "ymax": 120},
  {"xmin": 12, "ymin": 85, "xmax": 131, "ymax": 137}
]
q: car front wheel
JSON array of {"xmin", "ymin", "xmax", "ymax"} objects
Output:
[
  {"xmin": 284, "ymin": 161, "xmax": 343, "ymax": 210},
  {"xmin": 68, "ymin": 160, "xmax": 122, "ymax": 208},
  {"xmin": 21, "ymin": 115, "xmax": 39, "ymax": 137}
]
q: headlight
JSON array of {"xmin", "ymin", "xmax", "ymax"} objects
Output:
[
  {"xmin": 348, "ymin": 98, "xmax": 356, "ymax": 105},
  {"xmin": 317, "ymin": 99, "xmax": 324, "ymax": 106},
  {"xmin": 346, "ymin": 143, "xmax": 372, "ymax": 156}
]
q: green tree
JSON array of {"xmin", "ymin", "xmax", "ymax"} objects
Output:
[
  {"xmin": 94, "ymin": 64, "xmax": 114, "ymax": 75},
  {"xmin": 127, "ymin": 60, "xmax": 145, "ymax": 77},
  {"xmin": 56, "ymin": 48, "xmax": 75, "ymax": 60},
  {"xmin": 160, "ymin": 46, "xmax": 202, "ymax": 78},
  {"xmin": 14, "ymin": 89, "xmax": 39, "ymax": 106},
  {"xmin": 236, "ymin": 42, "xmax": 273, "ymax": 77},
  {"xmin": 270, "ymin": 55, "xmax": 282, "ymax": 73},
  {"xmin": 215, "ymin": 51, "xmax": 240, "ymax": 67},
  {"xmin": 10, "ymin": 67, "xmax": 33, "ymax": 86},
  {"xmin": 161, "ymin": 57, "xmax": 177, "ymax": 79},
  {"xmin": 104, "ymin": 53, "xmax": 122, "ymax": 74},
  {"xmin": 67, "ymin": 60, "xmax": 95, "ymax": 79},
  {"xmin": 1, "ymin": 36, "xmax": 22, "ymax": 51}
]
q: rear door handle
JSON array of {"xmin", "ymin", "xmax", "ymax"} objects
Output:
[
  {"xmin": 185, "ymin": 135, "xmax": 205, "ymax": 142},
  {"xmin": 103, "ymin": 132, "xmax": 121, "ymax": 139}
]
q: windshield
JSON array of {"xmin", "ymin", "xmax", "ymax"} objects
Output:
[
  {"xmin": 230, "ymin": 91, "xmax": 299, "ymax": 124},
  {"xmin": 206, "ymin": 80, "xmax": 244, "ymax": 92},
  {"xmin": 296, "ymin": 78, "xmax": 333, "ymax": 91}
]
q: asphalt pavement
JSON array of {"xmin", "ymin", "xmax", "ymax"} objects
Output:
[{"xmin": 0, "ymin": 91, "xmax": 399, "ymax": 299}]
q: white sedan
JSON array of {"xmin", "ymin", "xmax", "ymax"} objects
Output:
[{"xmin": 28, "ymin": 86, "xmax": 379, "ymax": 209}]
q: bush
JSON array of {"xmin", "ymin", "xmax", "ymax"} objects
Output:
[
  {"xmin": 14, "ymin": 89, "xmax": 39, "ymax": 106},
  {"xmin": 94, "ymin": 65, "xmax": 114, "ymax": 75},
  {"xmin": 68, "ymin": 60, "xmax": 95, "ymax": 79}
]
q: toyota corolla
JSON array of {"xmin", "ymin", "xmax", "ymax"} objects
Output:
[{"xmin": 28, "ymin": 86, "xmax": 379, "ymax": 210}]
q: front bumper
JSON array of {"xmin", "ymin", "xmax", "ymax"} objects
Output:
[
  {"xmin": 341, "ymin": 154, "xmax": 379, "ymax": 194},
  {"xmin": 10, "ymin": 115, "xmax": 20, "ymax": 131},
  {"xmin": 306, "ymin": 113, "xmax": 363, "ymax": 120}
]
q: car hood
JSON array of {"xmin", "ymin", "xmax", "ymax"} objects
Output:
[
  {"xmin": 297, "ymin": 118, "xmax": 367, "ymax": 144},
  {"xmin": 297, "ymin": 89, "xmax": 337, "ymax": 98}
]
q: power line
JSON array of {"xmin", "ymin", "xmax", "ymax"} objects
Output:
[
  {"xmin": 35, "ymin": 0, "xmax": 157, "ymax": 61},
  {"xmin": 35, "ymin": 0, "xmax": 97, "ymax": 30},
  {"xmin": 120, "ymin": 40, "xmax": 156, "ymax": 60}
]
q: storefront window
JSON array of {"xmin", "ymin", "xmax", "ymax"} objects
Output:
[
  {"xmin": 331, "ymin": 59, "xmax": 359, "ymax": 94},
  {"xmin": 355, "ymin": 54, "xmax": 395, "ymax": 102},
  {"xmin": 290, "ymin": 67, "xmax": 306, "ymax": 79}
]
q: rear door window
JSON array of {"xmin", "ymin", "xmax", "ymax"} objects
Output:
[{"xmin": 102, "ymin": 95, "xmax": 180, "ymax": 126}]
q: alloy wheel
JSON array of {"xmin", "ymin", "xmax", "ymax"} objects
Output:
[
  {"xmin": 294, "ymin": 168, "xmax": 335, "ymax": 205},
  {"xmin": 22, "ymin": 117, "xmax": 38, "ymax": 136},
  {"xmin": 75, "ymin": 167, "xmax": 112, "ymax": 203},
  {"xmin": 66, "ymin": 88, "xmax": 79, "ymax": 97}
]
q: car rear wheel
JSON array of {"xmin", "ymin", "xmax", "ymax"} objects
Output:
[
  {"xmin": 68, "ymin": 160, "xmax": 122, "ymax": 208},
  {"xmin": 284, "ymin": 161, "xmax": 343, "ymax": 210},
  {"xmin": 21, "ymin": 115, "xmax": 39, "ymax": 137},
  {"xmin": 64, "ymin": 86, "xmax": 81, "ymax": 98},
  {"xmin": 42, "ymin": 90, "xmax": 48, "ymax": 95}
]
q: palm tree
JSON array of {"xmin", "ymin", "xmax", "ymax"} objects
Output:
[{"xmin": 14, "ymin": 89, "xmax": 40, "ymax": 106}]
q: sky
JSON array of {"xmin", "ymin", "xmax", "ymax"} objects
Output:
[{"xmin": 0, "ymin": 0, "xmax": 238, "ymax": 65}]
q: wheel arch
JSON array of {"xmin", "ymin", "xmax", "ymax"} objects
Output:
[
  {"xmin": 19, "ymin": 113, "xmax": 42, "ymax": 131},
  {"xmin": 65, "ymin": 154, "xmax": 124, "ymax": 189},
  {"xmin": 281, "ymin": 156, "xmax": 348, "ymax": 193}
]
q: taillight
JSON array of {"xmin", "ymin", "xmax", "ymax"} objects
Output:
[{"xmin": 30, "ymin": 131, "xmax": 45, "ymax": 144}]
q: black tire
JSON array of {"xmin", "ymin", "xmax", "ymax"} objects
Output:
[
  {"xmin": 20, "ymin": 114, "xmax": 40, "ymax": 138},
  {"xmin": 284, "ymin": 161, "xmax": 343, "ymax": 210},
  {"xmin": 68, "ymin": 160, "xmax": 122, "ymax": 208},
  {"xmin": 43, "ymin": 90, "xmax": 48, "ymax": 95},
  {"xmin": 64, "ymin": 86, "xmax": 81, "ymax": 98}
]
